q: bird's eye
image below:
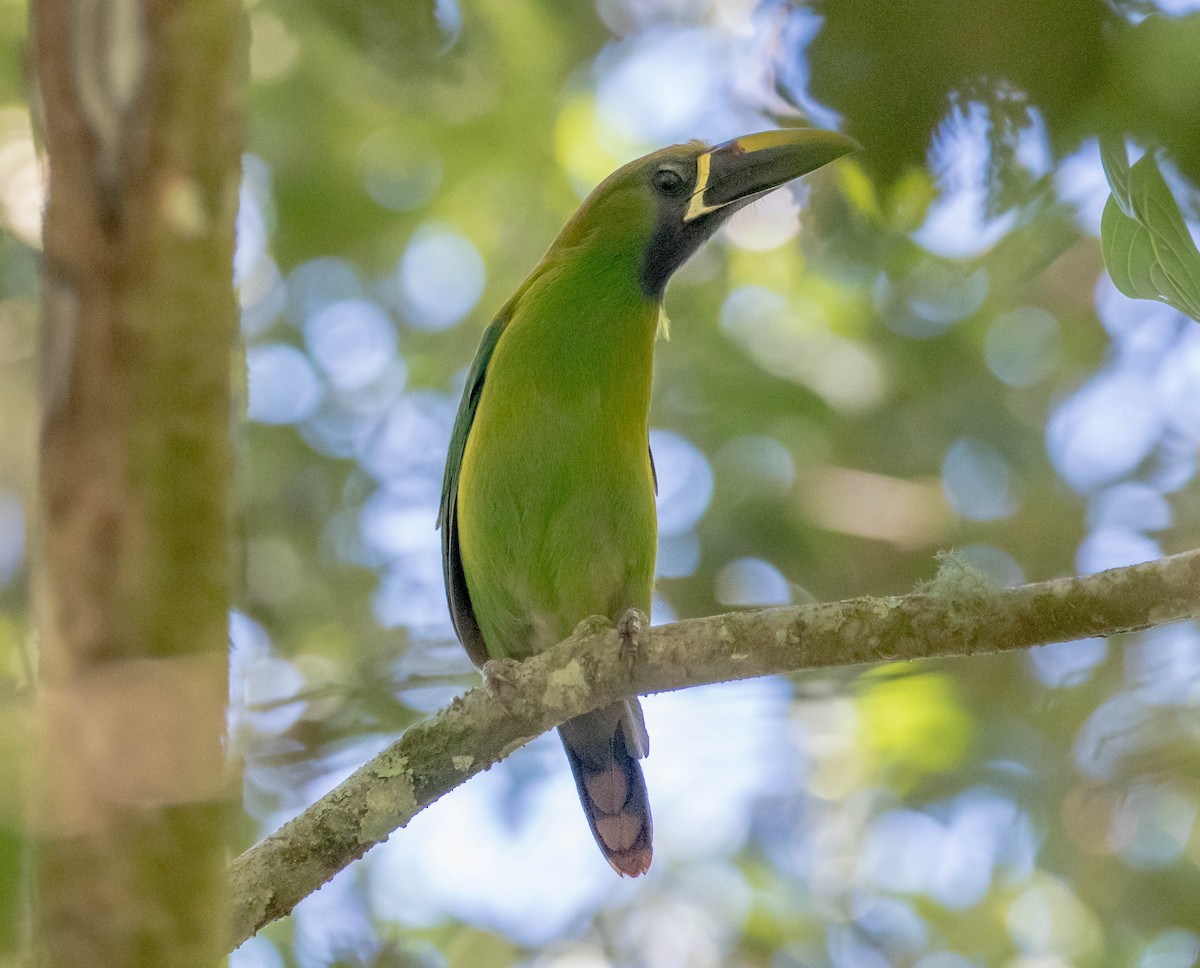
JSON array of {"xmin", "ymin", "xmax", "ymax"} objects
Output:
[{"xmin": 652, "ymin": 167, "xmax": 687, "ymax": 196}]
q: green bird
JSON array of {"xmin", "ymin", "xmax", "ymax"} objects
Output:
[{"xmin": 439, "ymin": 128, "xmax": 857, "ymax": 876}]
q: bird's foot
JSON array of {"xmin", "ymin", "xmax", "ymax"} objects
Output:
[
  {"xmin": 617, "ymin": 608, "xmax": 649, "ymax": 678},
  {"xmin": 572, "ymin": 614, "xmax": 613, "ymax": 639},
  {"xmin": 481, "ymin": 657, "xmax": 521, "ymax": 713}
]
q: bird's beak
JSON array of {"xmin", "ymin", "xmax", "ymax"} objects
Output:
[{"xmin": 683, "ymin": 128, "xmax": 861, "ymax": 222}]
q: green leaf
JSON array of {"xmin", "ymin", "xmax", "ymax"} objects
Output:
[
  {"xmin": 1099, "ymin": 136, "xmax": 1134, "ymax": 218},
  {"xmin": 1130, "ymin": 156, "xmax": 1200, "ymax": 320},
  {"xmin": 1101, "ymin": 194, "xmax": 1155, "ymax": 302},
  {"xmin": 1100, "ymin": 148, "xmax": 1200, "ymax": 323}
]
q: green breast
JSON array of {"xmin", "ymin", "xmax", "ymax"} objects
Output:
[{"xmin": 455, "ymin": 261, "xmax": 660, "ymax": 659}]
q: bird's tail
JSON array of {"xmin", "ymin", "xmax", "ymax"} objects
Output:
[{"xmin": 558, "ymin": 699, "xmax": 653, "ymax": 877}]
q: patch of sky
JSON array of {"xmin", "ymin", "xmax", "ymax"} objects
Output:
[
  {"xmin": 291, "ymin": 864, "xmax": 378, "ymax": 968},
  {"xmin": 300, "ymin": 402, "xmax": 378, "ymax": 461},
  {"xmin": 642, "ymin": 677, "xmax": 798, "ymax": 860},
  {"xmin": 597, "ymin": 0, "xmax": 723, "ymax": 34},
  {"xmin": 722, "ymin": 282, "xmax": 786, "ymax": 329},
  {"xmin": 1055, "ymin": 138, "xmax": 1111, "ymax": 235},
  {"xmin": 601, "ymin": 0, "xmax": 771, "ymax": 34},
  {"xmin": 620, "ymin": 889, "xmax": 735, "ymax": 967},
  {"xmin": 372, "ymin": 547, "xmax": 454, "ymax": 635},
  {"xmin": 656, "ymin": 531, "xmax": 700, "ymax": 579},
  {"xmin": 941, "ymin": 438, "xmax": 1019, "ymax": 521},
  {"xmin": 368, "ymin": 733, "xmax": 644, "ymax": 943},
  {"xmin": 1027, "ymin": 638, "xmax": 1108, "ymax": 689},
  {"xmin": 860, "ymin": 791, "xmax": 1033, "ymax": 910},
  {"xmin": 914, "ymin": 103, "xmax": 1017, "ymax": 259},
  {"xmin": 0, "ymin": 490, "xmax": 23, "ymax": 587},
  {"xmin": 246, "ymin": 343, "xmax": 322, "ymax": 424},
  {"xmin": 392, "ymin": 637, "xmax": 474, "ymax": 713},
  {"xmin": 955, "ymin": 544, "xmax": 1025, "ymax": 587},
  {"xmin": 239, "ymin": 258, "xmax": 285, "ymax": 339},
  {"xmin": 368, "ymin": 676, "xmax": 790, "ymax": 942},
  {"xmin": 594, "ymin": 26, "xmax": 765, "ymax": 150},
  {"xmin": 773, "ymin": 6, "xmax": 844, "ymax": 130},
  {"xmin": 357, "ymin": 486, "xmax": 455, "ymax": 632},
  {"xmin": 1087, "ymin": 481, "xmax": 1172, "ymax": 532},
  {"xmin": 358, "ymin": 390, "xmax": 456, "ymax": 487},
  {"xmin": 1144, "ymin": 433, "xmax": 1197, "ymax": 493},
  {"xmin": 228, "ymin": 610, "xmax": 307, "ymax": 738},
  {"xmin": 304, "ymin": 299, "xmax": 399, "ymax": 392},
  {"xmin": 391, "ymin": 224, "xmax": 485, "ymax": 331},
  {"xmin": 1124, "ymin": 621, "xmax": 1200, "ymax": 707},
  {"xmin": 860, "ymin": 809, "xmax": 961, "ymax": 901},
  {"xmin": 715, "ymin": 556, "xmax": 793, "ymax": 606},
  {"xmin": 651, "ymin": 591, "xmax": 677, "ymax": 626},
  {"xmin": 285, "ymin": 258, "xmax": 366, "ymax": 328},
  {"xmin": 1074, "ymin": 693, "xmax": 1153, "ymax": 780},
  {"xmin": 338, "ymin": 362, "xmax": 410, "ymax": 418},
  {"xmin": 913, "ymin": 954, "xmax": 977, "ymax": 968},
  {"xmin": 1117, "ymin": 0, "xmax": 1200, "ymax": 18},
  {"xmin": 1013, "ymin": 104, "xmax": 1052, "ymax": 178},
  {"xmin": 236, "ymin": 155, "xmax": 275, "ymax": 257},
  {"xmin": 852, "ymin": 895, "xmax": 930, "ymax": 962},
  {"xmin": 827, "ymin": 925, "xmax": 891, "ymax": 968},
  {"xmin": 721, "ymin": 188, "xmax": 801, "ymax": 252},
  {"xmin": 668, "ymin": 860, "xmax": 753, "ymax": 939},
  {"xmin": 433, "ymin": 0, "xmax": 461, "ymax": 47},
  {"xmin": 1158, "ymin": 321, "xmax": 1200, "ymax": 443},
  {"xmin": 651, "ymin": 428, "xmax": 714, "ymax": 535},
  {"xmin": 1046, "ymin": 368, "xmax": 1164, "ymax": 493},
  {"xmin": 298, "ymin": 360, "xmax": 411, "ymax": 462},
  {"xmin": 1096, "ymin": 275, "xmax": 1186, "ymax": 351},
  {"xmin": 230, "ymin": 936, "xmax": 284, "ymax": 968},
  {"xmin": 236, "ymin": 155, "xmax": 285, "ymax": 338},
  {"xmin": 1076, "ymin": 527, "xmax": 1162, "ymax": 573},
  {"xmin": 359, "ymin": 490, "xmax": 439, "ymax": 563},
  {"xmin": 388, "ymin": 638, "xmax": 472, "ymax": 695}
]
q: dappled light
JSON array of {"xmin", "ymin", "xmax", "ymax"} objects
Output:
[{"xmin": 4, "ymin": 0, "xmax": 1200, "ymax": 964}]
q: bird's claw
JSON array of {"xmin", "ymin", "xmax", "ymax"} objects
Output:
[
  {"xmin": 482, "ymin": 657, "xmax": 521, "ymax": 713},
  {"xmin": 617, "ymin": 608, "xmax": 648, "ymax": 678}
]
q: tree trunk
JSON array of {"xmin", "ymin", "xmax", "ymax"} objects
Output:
[{"xmin": 30, "ymin": 0, "xmax": 244, "ymax": 963}]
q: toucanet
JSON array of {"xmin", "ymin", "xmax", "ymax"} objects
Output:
[{"xmin": 438, "ymin": 128, "xmax": 858, "ymax": 876}]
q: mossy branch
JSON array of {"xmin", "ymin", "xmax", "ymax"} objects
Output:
[{"xmin": 228, "ymin": 548, "xmax": 1200, "ymax": 950}]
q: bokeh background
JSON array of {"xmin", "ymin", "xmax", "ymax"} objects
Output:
[{"xmin": 5, "ymin": 0, "xmax": 1200, "ymax": 965}]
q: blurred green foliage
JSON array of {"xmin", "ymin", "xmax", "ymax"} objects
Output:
[
  {"xmin": 808, "ymin": 0, "xmax": 1200, "ymax": 188},
  {"xmin": 4, "ymin": 0, "xmax": 1200, "ymax": 966}
]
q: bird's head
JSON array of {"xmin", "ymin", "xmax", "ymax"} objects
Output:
[{"xmin": 553, "ymin": 128, "xmax": 860, "ymax": 299}]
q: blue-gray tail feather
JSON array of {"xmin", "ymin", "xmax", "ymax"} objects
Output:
[{"xmin": 558, "ymin": 700, "xmax": 653, "ymax": 877}]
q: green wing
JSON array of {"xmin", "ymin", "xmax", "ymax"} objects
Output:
[{"xmin": 438, "ymin": 313, "xmax": 507, "ymax": 668}]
